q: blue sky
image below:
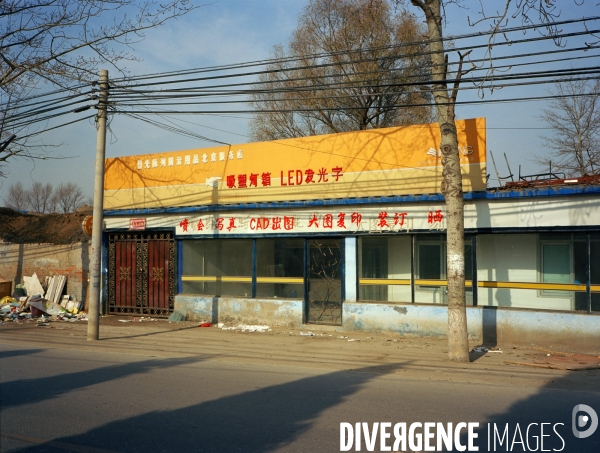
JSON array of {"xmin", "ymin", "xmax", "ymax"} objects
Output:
[{"xmin": 1, "ymin": 0, "xmax": 598, "ymax": 202}]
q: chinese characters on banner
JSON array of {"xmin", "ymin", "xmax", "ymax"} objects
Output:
[
  {"xmin": 135, "ymin": 150, "xmax": 345, "ymax": 191},
  {"xmin": 225, "ymin": 166, "xmax": 343, "ymax": 189},
  {"xmin": 137, "ymin": 149, "xmax": 244, "ymax": 171},
  {"xmin": 176, "ymin": 209, "xmax": 445, "ymax": 235}
]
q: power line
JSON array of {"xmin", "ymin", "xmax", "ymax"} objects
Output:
[
  {"xmin": 3, "ymin": 15, "xmax": 599, "ymax": 151},
  {"xmin": 17, "ymin": 114, "xmax": 96, "ymax": 140},
  {"xmin": 109, "ymin": 16, "xmax": 600, "ymax": 85},
  {"xmin": 106, "ymin": 26, "xmax": 599, "ymax": 96},
  {"xmin": 107, "ymin": 68, "xmax": 600, "ymax": 109}
]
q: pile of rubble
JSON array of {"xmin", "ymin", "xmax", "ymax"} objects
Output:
[{"xmin": 0, "ymin": 273, "xmax": 87, "ymax": 325}]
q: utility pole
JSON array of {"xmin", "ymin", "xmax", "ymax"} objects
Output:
[{"xmin": 88, "ymin": 69, "xmax": 108, "ymax": 341}]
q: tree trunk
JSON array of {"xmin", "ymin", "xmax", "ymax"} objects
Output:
[{"xmin": 412, "ymin": 0, "xmax": 470, "ymax": 362}]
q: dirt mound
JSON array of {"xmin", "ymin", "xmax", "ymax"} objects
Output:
[{"xmin": 0, "ymin": 206, "xmax": 93, "ymax": 244}]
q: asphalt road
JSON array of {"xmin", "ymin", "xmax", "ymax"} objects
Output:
[{"xmin": 1, "ymin": 321, "xmax": 599, "ymax": 453}]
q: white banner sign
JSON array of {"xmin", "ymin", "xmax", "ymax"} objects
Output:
[{"xmin": 174, "ymin": 206, "xmax": 446, "ymax": 236}]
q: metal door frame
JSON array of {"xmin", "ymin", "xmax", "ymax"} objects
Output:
[
  {"xmin": 305, "ymin": 237, "xmax": 344, "ymax": 325},
  {"xmin": 107, "ymin": 231, "xmax": 175, "ymax": 316}
]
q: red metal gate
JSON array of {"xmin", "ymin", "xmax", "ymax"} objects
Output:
[{"xmin": 108, "ymin": 232, "xmax": 175, "ymax": 316}]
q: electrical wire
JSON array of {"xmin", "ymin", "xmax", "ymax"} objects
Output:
[
  {"xmin": 108, "ymin": 15, "xmax": 600, "ymax": 84},
  {"xmin": 3, "ymin": 16, "xmax": 599, "ymax": 152},
  {"xmin": 16, "ymin": 114, "xmax": 96, "ymax": 140}
]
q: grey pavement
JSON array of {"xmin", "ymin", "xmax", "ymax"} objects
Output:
[{"xmin": 1, "ymin": 318, "xmax": 599, "ymax": 452}]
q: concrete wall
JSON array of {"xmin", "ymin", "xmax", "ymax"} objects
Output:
[
  {"xmin": 175, "ymin": 295, "xmax": 303, "ymax": 327},
  {"xmin": 175, "ymin": 294, "xmax": 599, "ymax": 354},
  {"xmin": 0, "ymin": 242, "xmax": 90, "ymax": 303},
  {"xmin": 343, "ymin": 301, "xmax": 600, "ymax": 355}
]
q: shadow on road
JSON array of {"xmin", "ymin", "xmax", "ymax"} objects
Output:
[
  {"xmin": 455, "ymin": 369, "xmax": 600, "ymax": 452},
  {"xmin": 1, "ymin": 355, "xmax": 210, "ymax": 410},
  {"xmin": 0, "ymin": 348, "xmax": 45, "ymax": 360},
  {"xmin": 9, "ymin": 363, "xmax": 406, "ymax": 453},
  {"xmin": 3, "ymin": 345, "xmax": 599, "ymax": 453}
]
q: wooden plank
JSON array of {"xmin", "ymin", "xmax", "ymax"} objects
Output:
[{"xmin": 54, "ymin": 275, "xmax": 66, "ymax": 305}]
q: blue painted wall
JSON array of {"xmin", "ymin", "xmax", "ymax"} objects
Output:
[
  {"xmin": 174, "ymin": 296, "xmax": 599, "ymax": 354},
  {"xmin": 175, "ymin": 295, "xmax": 304, "ymax": 327},
  {"xmin": 343, "ymin": 302, "xmax": 600, "ymax": 354}
]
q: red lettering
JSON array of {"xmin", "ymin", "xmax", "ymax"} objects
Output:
[
  {"xmin": 280, "ymin": 171, "xmax": 287, "ymax": 186},
  {"xmin": 305, "ymin": 169, "xmax": 315, "ymax": 183},
  {"xmin": 428, "ymin": 210, "xmax": 443, "ymax": 224},
  {"xmin": 296, "ymin": 170, "xmax": 303, "ymax": 185},
  {"xmin": 250, "ymin": 218, "xmax": 257, "ymax": 230},
  {"xmin": 288, "ymin": 169, "xmax": 295, "ymax": 186},
  {"xmin": 216, "ymin": 218, "xmax": 224, "ymax": 231},
  {"xmin": 323, "ymin": 214, "xmax": 333, "ymax": 229},
  {"xmin": 337, "ymin": 212, "xmax": 346, "ymax": 228},
  {"xmin": 332, "ymin": 166, "xmax": 343, "ymax": 181},
  {"xmin": 308, "ymin": 214, "xmax": 319, "ymax": 228},
  {"xmin": 272, "ymin": 217, "xmax": 282, "ymax": 230},
  {"xmin": 227, "ymin": 218, "xmax": 236, "ymax": 231},
  {"xmin": 249, "ymin": 173, "xmax": 259, "ymax": 187},
  {"xmin": 262, "ymin": 172, "xmax": 271, "ymax": 186},
  {"xmin": 197, "ymin": 219, "xmax": 205, "ymax": 231},
  {"xmin": 317, "ymin": 168, "xmax": 328, "ymax": 183},
  {"xmin": 394, "ymin": 212, "xmax": 407, "ymax": 227},
  {"xmin": 284, "ymin": 216, "xmax": 294, "ymax": 230},
  {"xmin": 259, "ymin": 218, "xmax": 270, "ymax": 230},
  {"xmin": 378, "ymin": 211, "xmax": 389, "ymax": 228},
  {"xmin": 226, "ymin": 175, "xmax": 236, "ymax": 189},
  {"xmin": 179, "ymin": 218, "xmax": 189, "ymax": 232}
]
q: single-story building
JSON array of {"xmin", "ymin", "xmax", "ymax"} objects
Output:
[{"xmin": 102, "ymin": 118, "xmax": 600, "ymax": 353}]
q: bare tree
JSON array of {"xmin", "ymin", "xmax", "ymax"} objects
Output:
[
  {"xmin": 250, "ymin": 0, "xmax": 433, "ymax": 141},
  {"xmin": 26, "ymin": 181, "xmax": 55, "ymax": 213},
  {"xmin": 4, "ymin": 181, "xmax": 29, "ymax": 210},
  {"xmin": 404, "ymin": 0, "xmax": 592, "ymax": 362},
  {"xmin": 537, "ymin": 78, "xmax": 600, "ymax": 177},
  {"xmin": 0, "ymin": 0, "xmax": 199, "ymax": 175},
  {"xmin": 54, "ymin": 182, "xmax": 85, "ymax": 213}
]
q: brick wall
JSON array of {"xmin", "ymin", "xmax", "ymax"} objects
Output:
[{"xmin": 0, "ymin": 242, "xmax": 91, "ymax": 303}]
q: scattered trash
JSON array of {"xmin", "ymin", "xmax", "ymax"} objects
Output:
[
  {"xmin": 0, "ymin": 295, "xmax": 19, "ymax": 306},
  {"xmin": 28, "ymin": 298, "xmax": 67, "ymax": 316},
  {"xmin": 118, "ymin": 319, "xmax": 131, "ymax": 323},
  {"xmin": 168, "ymin": 311, "xmax": 185, "ymax": 323},
  {"xmin": 198, "ymin": 322, "xmax": 211, "ymax": 327},
  {"xmin": 472, "ymin": 346, "xmax": 503, "ymax": 354},
  {"xmin": 507, "ymin": 352, "xmax": 600, "ymax": 371},
  {"xmin": 300, "ymin": 331, "xmax": 315, "ymax": 336},
  {"xmin": 221, "ymin": 324, "xmax": 271, "ymax": 332},
  {"xmin": 347, "ymin": 339, "xmax": 359, "ymax": 342}
]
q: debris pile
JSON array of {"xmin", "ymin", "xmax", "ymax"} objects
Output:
[{"xmin": 0, "ymin": 273, "xmax": 87, "ymax": 325}]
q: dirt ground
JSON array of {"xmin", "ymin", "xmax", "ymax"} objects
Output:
[
  {"xmin": 1, "ymin": 315, "xmax": 599, "ymax": 379},
  {"xmin": 0, "ymin": 206, "xmax": 92, "ymax": 244}
]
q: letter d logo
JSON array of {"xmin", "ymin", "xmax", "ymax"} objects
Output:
[{"xmin": 572, "ymin": 404, "xmax": 598, "ymax": 439}]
